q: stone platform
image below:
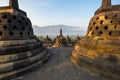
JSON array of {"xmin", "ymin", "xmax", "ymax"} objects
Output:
[{"xmin": 12, "ymin": 48, "xmax": 102, "ymax": 80}]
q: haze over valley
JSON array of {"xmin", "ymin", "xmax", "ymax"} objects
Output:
[{"xmin": 33, "ymin": 25, "xmax": 87, "ymax": 37}]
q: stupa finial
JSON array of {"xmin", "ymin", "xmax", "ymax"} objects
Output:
[
  {"xmin": 60, "ymin": 29, "xmax": 63, "ymax": 36},
  {"xmin": 102, "ymin": 0, "xmax": 111, "ymax": 8},
  {"xmin": 9, "ymin": 0, "xmax": 19, "ymax": 9}
]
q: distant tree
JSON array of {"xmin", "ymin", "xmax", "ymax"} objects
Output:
[{"xmin": 37, "ymin": 36, "xmax": 44, "ymax": 41}]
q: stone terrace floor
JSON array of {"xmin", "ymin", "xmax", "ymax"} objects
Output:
[{"xmin": 12, "ymin": 48, "xmax": 102, "ymax": 80}]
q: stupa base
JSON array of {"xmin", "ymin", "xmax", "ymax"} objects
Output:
[
  {"xmin": 71, "ymin": 45, "xmax": 120, "ymax": 80},
  {"xmin": 0, "ymin": 38, "xmax": 52, "ymax": 80}
]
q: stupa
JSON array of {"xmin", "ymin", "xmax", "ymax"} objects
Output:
[
  {"xmin": 66, "ymin": 35, "xmax": 72, "ymax": 47},
  {"xmin": 74, "ymin": 36, "xmax": 81, "ymax": 44},
  {"xmin": 71, "ymin": 0, "xmax": 120, "ymax": 80},
  {"xmin": 0, "ymin": 0, "xmax": 51, "ymax": 79},
  {"xmin": 53, "ymin": 29, "xmax": 67, "ymax": 47},
  {"xmin": 43, "ymin": 35, "xmax": 53, "ymax": 47}
]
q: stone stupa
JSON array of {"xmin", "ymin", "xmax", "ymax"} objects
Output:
[
  {"xmin": 0, "ymin": 0, "xmax": 51, "ymax": 79},
  {"xmin": 53, "ymin": 29, "xmax": 67, "ymax": 47},
  {"xmin": 74, "ymin": 36, "xmax": 81, "ymax": 44},
  {"xmin": 43, "ymin": 35, "xmax": 53, "ymax": 47},
  {"xmin": 71, "ymin": 0, "xmax": 120, "ymax": 80},
  {"xmin": 66, "ymin": 35, "xmax": 72, "ymax": 47}
]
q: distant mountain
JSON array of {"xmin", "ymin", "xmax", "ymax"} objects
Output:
[{"xmin": 32, "ymin": 25, "xmax": 87, "ymax": 37}]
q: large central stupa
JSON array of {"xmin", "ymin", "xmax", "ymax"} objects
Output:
[
  {"xmin": 0, "ymin": 0, "xmax": 51, "ymax": 80},
  {"xmin": 53, "ymin": 29, "xmax": 67, "ymax": 47},
  {"xmin": 71, "ymin": 0, "xmax": 120, "ymax": 80}
]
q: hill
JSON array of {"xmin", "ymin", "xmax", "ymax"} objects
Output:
[{"xmin": 32, "ymin": 25, "xmax": 87, "ymax": 37}]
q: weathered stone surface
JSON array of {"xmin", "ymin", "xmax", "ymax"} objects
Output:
[
  {"xmin": 71, "ymin": 0, "xmax": 120, "ymax": 80},
  {"xmin": 0, "ymin": 0, "xmax": 51, "ymax": 80}
]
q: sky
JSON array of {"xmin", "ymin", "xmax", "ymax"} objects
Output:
[{"xmin": 0, "ymin": 0, "xmax": 120, "ymax": 28}]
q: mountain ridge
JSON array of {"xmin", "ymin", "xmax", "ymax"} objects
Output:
[{"xmin": 32, "ymin": 25, "xmax": 87, "ymax": 37}]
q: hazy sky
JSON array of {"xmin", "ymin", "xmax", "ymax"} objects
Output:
[{"xmin": 0, "ymin": 0, "xmax": 120, "ymax": 28}]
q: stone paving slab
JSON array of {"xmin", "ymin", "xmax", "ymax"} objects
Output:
[{"xmin": 12, "ymin": 48, "xmax": 102, "ymax": 80}]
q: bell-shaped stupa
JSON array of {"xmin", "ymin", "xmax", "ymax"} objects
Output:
[
  {"xmin": 0, "ymin": 0, "xmax": 51, "ymax": 79},
  {"xmin": 66, "ymin": 35, "xmax": 72, "ymax": 47},
  {"xmin": 43, "ymin": 35, "xmax": 53, "ymax": 47},
  {"xmin": 53, "ymin": 29, "xmax": 67, "ymax": 47},
  {"xmin": 71, "ymin": 0, "xmax": 120, "ymax": 80}
]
